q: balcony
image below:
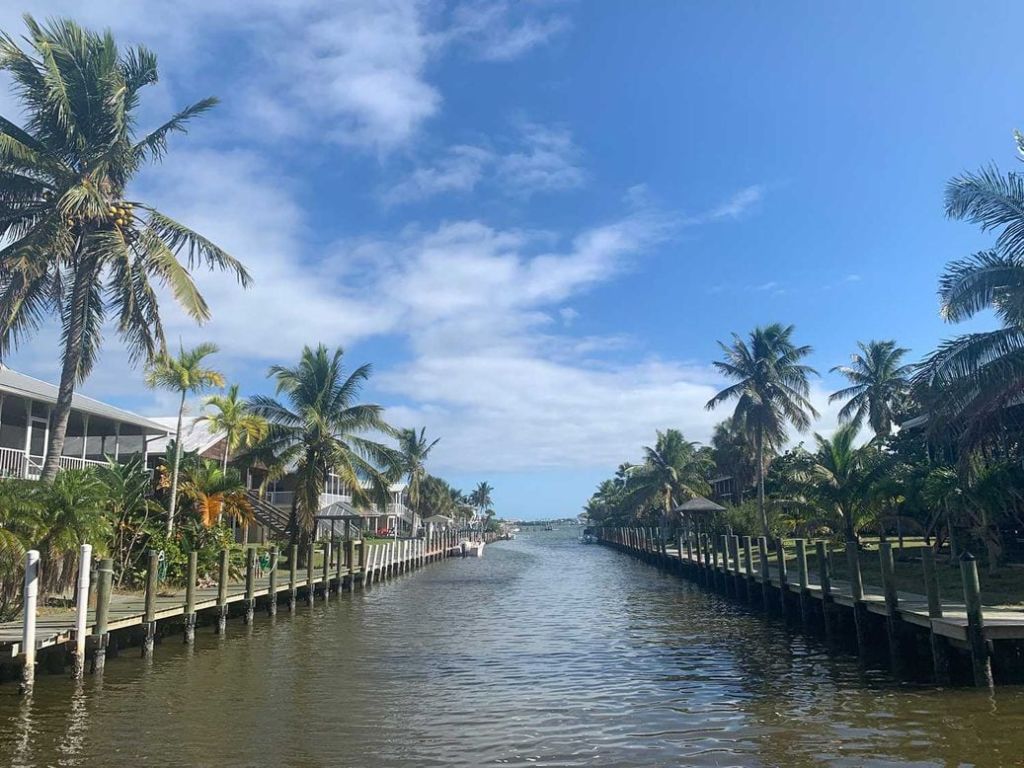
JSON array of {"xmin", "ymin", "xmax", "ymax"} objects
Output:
[{"xmin": 0, "ymin": 446, "xmax": 113, "ymax": 480}]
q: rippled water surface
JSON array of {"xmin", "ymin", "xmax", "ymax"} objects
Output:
[{"xmin": 3, "ymin": 529, "xmax": 1024, "ymax": 767}]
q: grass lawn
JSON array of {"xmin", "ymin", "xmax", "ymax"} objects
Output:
[{"xmin": 797, "ymin": 538, "xmax": 1024, "ymax": 608}]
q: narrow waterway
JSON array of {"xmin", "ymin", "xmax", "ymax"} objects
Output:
[{"xmin": 1, "ymin": 528, "xmax": 1023, "ymax": 767}]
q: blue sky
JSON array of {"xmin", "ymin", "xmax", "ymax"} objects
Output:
[{"xmin": 2, "ymin": 1, "xmax": 1022, "ymax": 519}]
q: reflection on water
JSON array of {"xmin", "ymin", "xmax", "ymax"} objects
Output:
[{"xmin": 1, "ymin": 529, "xmax": 1022, "ymax": 767}]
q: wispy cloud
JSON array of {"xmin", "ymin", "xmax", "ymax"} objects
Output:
[
  {"xmin": 449, "ymin": 0, "xmax": 570, "ymax": 61},
  {"xmin": 382, "ymin": 122, "xmax": 585, "ymax": 204},
  {"xmin": 381, "ymin": 145, "xmax": 494, "ymax": 204},
  {"xmin": 705, "ymin": 184, "xmax": 765, "ymax": 221},
  {"xmin": 0, "ymin": 1, "xmax": 566, "ymax": 152}
]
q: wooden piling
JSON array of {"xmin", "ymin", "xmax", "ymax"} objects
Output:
[
  {"xmin": 960, "ymin": 552, "xmax": 993, "ymax": 688},
  {"xmin": 143, "ymin": 549, "xmax": 159, "ymax": 657},
  {"xmin": 815, "ymin": 541, "xmax": 835, "ymax": 642},
  {"xmin": 845, "ymin": 541, "xmax": 868, "ymax": 657},
  {"xmin": 267, "ymin": 546, "xmax": 279, "ymax": 616},
  {"xmin": 729, "ymin": 535, "xmax": 742, "ymax": 596},
  {"xmin": 794, "ymin": 539, "xmax": 810, "ymax": 628},
  {"xmin": 921, "ymin": 547, "xmax": 950, "ymax": 684},
  {"xmin": 775, "ymin": 540, "xmax": 788, "ymax": 617},
  {"xmin": 288, "ymin": 544, "xmax": 298, "ymax": 611},
  {"xmin": 90, "ymin": 557, "xmax": 113, "ymax": 674},
  {"xmin": 879, "ymin": 541, "xmax": 904, "ymax": 675},
  {"xmin": 345, "ymin": 539, "xmax": 356, "ymax": 589},
  {"xmin": 184, "ymin": 551, "xmax": 198, "ymax": 643},
  {"xmin": 72, "ymin": 544, "xmax": 92, "ymax": 678},
  {"xmin": 359, "ymin": 540, "xmax": 369, "ymax": 587},
  {"xmin": 306, "ymin": 543, "xmax": 316, "ymax": 605},
  {"xmin": 216, "ymin": 548, "xmax": 230, "ymax": 634},
  {"xmin": 322, "ymin": 540, "xmax": 332, "ymax": 598},
  {"xmin": 244, "ymin": 547, "xmax": 256, "ymax": 625},
  {"xmin": 335, "ymin": 538, "xmax": 343, "ymax": 583},
  {"xmin": 742, "ymin": 536, "xmax": 755, "ymax": 606},
  {"xmin": 757, "ymin": 536, "xmax": 770, "ymax": 609}
]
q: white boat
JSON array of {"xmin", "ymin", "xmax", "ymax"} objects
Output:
[{"xmin": 461, "ymin": 540, "xmax": 485, "ymax": 558}]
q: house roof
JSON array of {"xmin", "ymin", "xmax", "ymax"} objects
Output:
[
  {"xmin": 146, "ymin": 416, "xmax": 225, "ymax": 455},
  {"xmin": 673, "ymin": 496, "xmax": 727, "ymax": 514},
  {"xmin": 0, "ymin": 367, "xmax": 168, "ymax": 434}
]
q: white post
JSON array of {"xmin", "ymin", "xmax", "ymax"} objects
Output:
[
  {"xmin": 73, "ymin": 544, "xmax": 92, "ymax": 678},
  {"xmin": 113, "ymin": 422, "xmax": 121, "ymax": 462},
  {"xmin": 81, "ymin": 414, "xmax": 90, "ymax": 461},
  {"xmin": 22, "ymin": 399, "xmax": 31, "ymax": 478},
  {"xmin": 20, "ymin": 549, "xmax": 40, "ymax": 693}
]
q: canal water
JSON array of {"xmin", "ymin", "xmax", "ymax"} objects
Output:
[{"xmin": 2, "ymin": 529, "xmax": 1024, "ymax": 767}]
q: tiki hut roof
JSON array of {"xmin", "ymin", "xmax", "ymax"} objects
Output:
[{"xmin": 672, "ymin": 496, "xmax": 726, "ymax": 514}]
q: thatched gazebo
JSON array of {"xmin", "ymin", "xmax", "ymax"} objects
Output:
[{"xmin": 672, "ymin": 496, "xmax": 726, "ymax": 540}]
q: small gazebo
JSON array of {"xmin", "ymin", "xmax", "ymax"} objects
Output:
[{"xmin": 672, "ymin": 496, "xmax": 726, "ymax": 539}]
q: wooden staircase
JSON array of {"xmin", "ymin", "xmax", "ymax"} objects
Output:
[{"xmin": 245, "ymin": 491, "xmax": 291, "ymax": 538}]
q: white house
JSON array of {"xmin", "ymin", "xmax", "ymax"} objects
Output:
[{"xmin": 0, "ymin": 366, "xmax": 168, "ymax": 480}]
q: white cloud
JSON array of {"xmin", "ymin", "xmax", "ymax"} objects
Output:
[
  {"xmin": 382, "ymin": 122, "xmax": 585, "ymax": 204},
  {"xmin": 381, "ymin": 145, "xmax": 494, "ymax": 204},
  {"xmin": 1, "ymin": 1, "xmax": 565, "ymax": 152},
  {"xmin": 449, "ymin": 1, "xmax": 570, "ymax": 61},
  {"xmin": 496, "ymin": 124, "xmax": 585, "ymax": 194},
  {"xmin": 702, "ymin": 184, "xmax": 765, "ymax": 221}
]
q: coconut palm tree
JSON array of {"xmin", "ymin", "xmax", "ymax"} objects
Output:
[
  {"xmin": 806, "ymin": 423, "xmax": 881, "ymax": 543},
  {"xmin": 830, "ymin": 340, "xmax": 914, "ymax": 438},
  {"xmin": 0, "ymin": 16, "xmax": 250, "ymax": 483},
  {"xmin": 395, "ymin": 427, "xmax": 440, "ymax": 528},
  {"xmin": 198, "ymin": 384, "xmax": 268, "ymax": 472},
  {"xmin": 145, "ymin": 343, "xmax": 224, "ymax": 534},
  {"xmin": 470, "ymin": 481, "xmax": 493, "ymax": 517},
  {"xmin": 248, "ymin": 345, "xmax": 397, "ymax": 547},
  {"xmin": 626, "ymin": 429, "xmax": 711, "ymax": 530},
  {"xmin": 710, "ymin": 416, "xmax": 759, "ymax": 504},
  {"xmin": 706, "ymin": 323, "xmax": 819, "ymax": 540}
]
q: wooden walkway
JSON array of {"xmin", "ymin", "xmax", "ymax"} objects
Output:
[
  {"xmin": 600, "ymin": 526, "xmax": 1023, "ymax": 686},
  {"xmin": 0, "ymin": 536, "xmax": 469, "ymax": 660},
  {"xmin": 664, "ymin": 546, "xmax": 1024, "ymax": 642}
]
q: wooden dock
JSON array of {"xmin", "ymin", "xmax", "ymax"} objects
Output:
[
  {"xmin": 0, "ymin": 531, "xmax": 474, "ymax": 682},
  {"xmin": 599, "ymin": 527, "xmax": 1024, "ymax": 687}
]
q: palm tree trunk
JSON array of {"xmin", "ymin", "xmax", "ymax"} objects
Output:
[
  {"xmin": 166, "ymin": 390, "xmax": 186, "ymax": 535},
  {"xmin": 40, "ymin": 265, "xmax": 92, "ymax": 483},
  {"xmin": 756, "ymin": 427, "xmax": 768, "ymax": 541},
  {"xmin": 222, "ymin": 435, "xmax": 229, "ymax": 473}
]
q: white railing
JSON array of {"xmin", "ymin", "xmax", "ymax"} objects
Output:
[
  {"xmin": 58, "ymin": 455, "xmax": 110, "ymax": 471},
  {"xmin": 0, "ymin": 448, "xmax": 114, "ymax": 479},
  {"xmin": 0, "ymin": 446, "xmax": 26, "ymax": 478}
]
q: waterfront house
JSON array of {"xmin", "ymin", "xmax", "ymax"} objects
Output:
[
  {"xmin": 0, "ymin": 366, "xmax": 168, "ymax": 479},
  {"xmin": 146, "ymin": 416, "xmax": 415, "ymax": 538}
]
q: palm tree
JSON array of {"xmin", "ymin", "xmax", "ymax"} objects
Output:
[
  {"xmin": 198, "ymin": 384, "xmax": 268, "ymax": 472},
  {"xmin": 395, "ymin": 427, "xmax": 440, "ymax": 528},
  {"xmin": 830, "ymin": 340, "xmax": 913, "ymax": 438},
  {"xmin": 248, "ymin": 345, "xmax": 397, "ymax": 547},
  {"xmin": 470, "ymin": 481, "xmax": 493, "ymax": 516},
  {"xmin": 96, "ymin": 456, "xmax": 161, "ymax": 586},
  {"xmin": 807, "ymin": 423, "xmax": 880, "ymax": 542},
  {"xmin": 33, "ymin": 468, "xmax": 112, "ymax": 598},
  {"xmin": 710, "ymin": 416, "xmax": 759, "ymax": 504},
  {"xmin": 706, "ymin": 323, "xmax": 819, "ymax": 540},
  {"xmin": 626, "ymin": 429, "xmax": 711, "ymax": 530},
  {"xmin": 145, "ymin": 343, "xmax": 224, "ymax": 534},
  {"xmin": 178, "ymin": 461, "xmax": 253, "ymax": 533},
  {"xmin": 0, "ymin": 17, "xmax": 250, "ymax": 483}
]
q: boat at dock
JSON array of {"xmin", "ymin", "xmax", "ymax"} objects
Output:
[{"xmin": 461, "ymin": 540, "xmax": 485, "ymax": 557}]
